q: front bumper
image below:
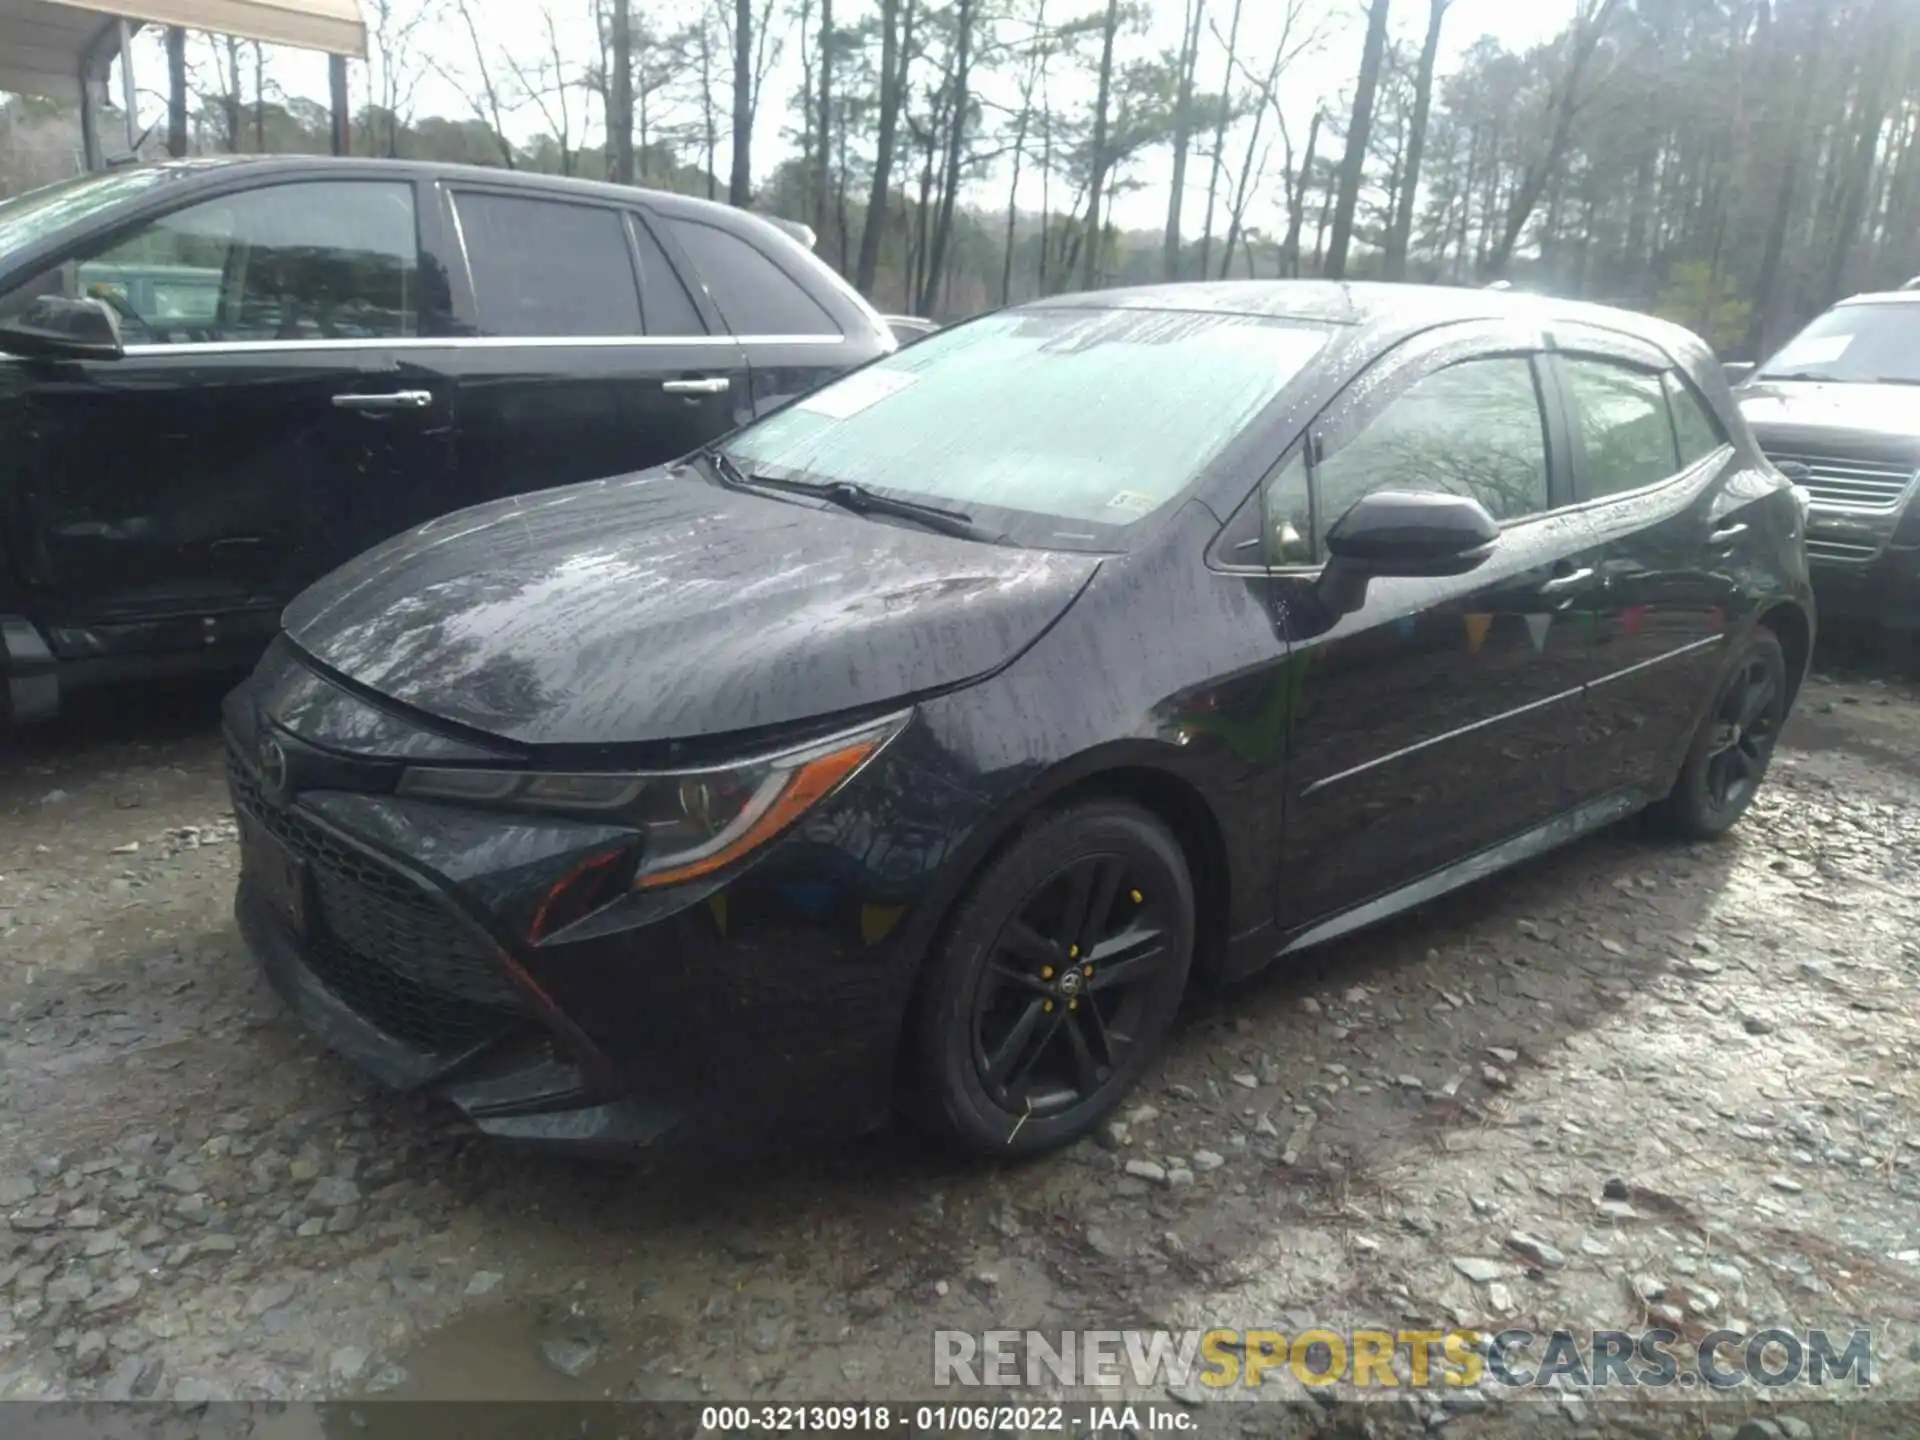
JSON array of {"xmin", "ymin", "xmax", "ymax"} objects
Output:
[
  {"xmin": 236, "ymin": 878, "xmax": 683, "ymax": 1147},
  {"xmin": 223, "ymin": 708, "xmax": 981, "ymax": 1153},
  {"xmin": 1805, "ymin": 537, "xmax": 1920, "ymax": 629}
]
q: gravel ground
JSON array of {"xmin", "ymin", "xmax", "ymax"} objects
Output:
[{"xmin": 2, "ymin": 651, "xmax": 1919, "ymax": 1440}]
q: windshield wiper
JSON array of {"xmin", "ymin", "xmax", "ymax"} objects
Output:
[
  {"xmin": 1758, "ymin": 370, "xmax": 1851, "ymax": 383},
  {"xmin": 705, "ymin": 454, "xmax": 998, "ymax": 542},
  {"xmin": 1870, "ymin": 376, "xmax": 1920, "ymax": 386}
]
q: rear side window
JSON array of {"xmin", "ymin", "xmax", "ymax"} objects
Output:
[
  {"xmin": 628, "ymin": 215, "xmax": 705, "ymax": 336},
  {"xmin": 1665, "ymin": 372, "xmax": 1727, "ymax": 466},
  {"xmin": 666, "ymin": 218, "xmax": 838, "ymax": 336},
  {"xmin": 455, "ymin": 192, "xmax": 640, "ymax": 338},
  {"xmin": 1562, "ymin": 357, "xmax": 1680, "ymax": 498},
  {"xmin": 1313, "ymin": 356, "xmax": 1552, "ymax": 535}
]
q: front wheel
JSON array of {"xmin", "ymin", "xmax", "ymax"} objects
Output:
[
  {"xmin": 909, "ymin": 800, "xmax": 1195, "ymax": 1157},
  {"xmin": 1646, "ymin": 629, "xmax": 1787, "ymax": 840}
]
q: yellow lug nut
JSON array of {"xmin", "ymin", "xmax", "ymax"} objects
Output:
[
  {"xmin": 1043, "ymin": 999, "xmax": 1055, "ymax": 1013},
  {"xmin": 1041, "ymin": 965, "xmax": 1054, "ymax": 980},
  {"xmin": 1130, "ymin": 889, "xmax": 1143, "ymax": 903},
  {"xmin": 1083, "ymin": 966, "xmax": 1093, "ymax": 978},
  {"xmin": 1069, "ymin": 944, "xmax": 1079, "ymax": 959},
  {"xmin": 1068, "ymin": 999, "xmax": 1078, "ymax": 1011}
]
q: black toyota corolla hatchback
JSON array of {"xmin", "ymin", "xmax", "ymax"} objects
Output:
[{"xmin": 226, "ymin": 282, "xmax": 1814, "ymax": 1157}]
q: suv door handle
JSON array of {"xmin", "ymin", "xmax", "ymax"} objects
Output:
[
  {"xmin": 333, "ymin": 390, "xmax": 433, "ymax": 412},
  {"xmin": 1708, "ymin": 522, "xmax": 1749, "ymax": 545},
  {"xmin": 1539, "ymin": 567, "xmax": 1596, "ymax": 596},
  {"xmin": 662, "ymin": 376, "xmax": 731, "ymax": 396}
]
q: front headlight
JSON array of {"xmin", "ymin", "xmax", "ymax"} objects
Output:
[{"xmin": 397, "ymin": 712, "xmax": 908, "ymax": 888}]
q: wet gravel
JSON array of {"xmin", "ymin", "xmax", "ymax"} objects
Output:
[{"xmin": 2, "ymin": 661, "xmax": 1919, "ymax": 1439}]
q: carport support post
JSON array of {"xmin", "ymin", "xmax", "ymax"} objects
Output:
[
  {"xmin": 329, "ymin": 55, "xmax": 350, "ymax": 155},
  {"xmin": 117, "ymin": 20, "xmax": 139, "ymax": 155},
  {"xmin": 79, "ymin": 68, "xmax": 102, "ymax": 170},
  {"xmin": 78, "ymin": 19, "xmax": 120, "ymax": 171}
]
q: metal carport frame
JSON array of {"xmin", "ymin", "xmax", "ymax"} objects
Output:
[{"xmin": 0, "ymin": 0, "xmax": 366, "ymax": 167}]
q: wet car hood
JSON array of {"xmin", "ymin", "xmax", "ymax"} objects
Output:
[
  {"xmin": 1737, "ymin": 380, "xmax": 1920, "ymax": 459},
  {"xmin": 282, "ymin": 467, "xmax": 1101, "ymax": 747}
]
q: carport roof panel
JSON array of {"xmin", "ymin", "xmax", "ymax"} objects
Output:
[{"xmin": 0, "ymin": 0, "xmax": 366, "ymax": 101}]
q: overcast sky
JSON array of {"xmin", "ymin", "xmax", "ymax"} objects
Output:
[{"xmin": 125, "ymin": 0, "xmax": 1571, "ymax": 237}]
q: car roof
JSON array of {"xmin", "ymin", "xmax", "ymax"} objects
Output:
[
  {"xmin": 78, "ymin": 154, "xmax": 770, "ymax": 224},
  {"xmin": 1836, "ymin": 289, "xmax": 1920, "ymax": 307},
  {"xmin": 1026, "ymin": 279, "xmax": 1710, "ymax": 359}
]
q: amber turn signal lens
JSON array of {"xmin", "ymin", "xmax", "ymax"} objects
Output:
[{"xmin": 636, "ymin": 739, "xmax": 880, "ymax": 889}]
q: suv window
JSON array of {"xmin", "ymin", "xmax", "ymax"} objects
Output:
[
  {"xmin": 1310, "ymin": 356, "xmax": 1551, "ymax": 544},
  {"xmin": 1563, "ymin": 357, "xmax": 1680, "ymax": 498},
  {"xmin": 666, "ymin": 218, "xmax": 838, "ymax": 336},
  {"xmin": 628, "ymin": 215, "xmax": 705, "ymax": 336},
  {"xmin": 4, "ymin": 180, "xmax": 418, "ymax": 343},
  {"xmin": 1664, "ymin": 372, "xmax": 1726, "ymax": 467},
  {"xmin": 455, "ymin": 192, "xmax": 640, "ymax": 337}
]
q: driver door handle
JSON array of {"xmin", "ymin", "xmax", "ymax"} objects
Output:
[
  {"xmin": 662, "ymin": 376, "xmax": 731, "ymax": 396},
  {"xmin": 1708, "ymin": 522, "xmax": 1750, "ymax": 545},
  {"xmin": 1539, "ymin": 567, "xmax": 1596, "ymax": 596},
  {"xmin": 333, "ymin": 390, "xmax": 434, "ymax": 412}
]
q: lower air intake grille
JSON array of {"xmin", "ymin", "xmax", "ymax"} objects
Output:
[{"xmin": 227, "ymin": 743, "xmax": 526, "ymax": 1055}]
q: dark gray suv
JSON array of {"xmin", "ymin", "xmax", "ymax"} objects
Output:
[{"xmin": 1735, "ymin": 288, "xmax": 1920, "ymax": 636}]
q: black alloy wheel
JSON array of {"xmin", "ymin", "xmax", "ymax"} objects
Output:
[
  {"xmin": 1702, "ymin": 653, "xmax": 1781, "ymax": 811},
  {"xmin": 1648, "ymin": 628, "xmax": 1788, "ymax": 839},
  {"xmin": 912, "ymin": 800, "xmax": 1195, "ymax": 1155}
]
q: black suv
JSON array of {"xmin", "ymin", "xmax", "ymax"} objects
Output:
[
  {"xmin": 1735, "ymin": 287, "xmax": 1920, "ymax": 636},
  {"xmin": 0, "ymin": 158, "xmax": 893, "ymax": 725}
]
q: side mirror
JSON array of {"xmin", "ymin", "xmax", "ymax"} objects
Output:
[
  {"xmin": 1324, "ymin": 490, "xmax": 1498, "ymax": 578},
  {"xmin": 1722, "ymin": 361, "xmax": 1757, "ymax": 387},
  {"xmin": 0, "ymin": 295, "xmax": 125, "ymax": 362}
]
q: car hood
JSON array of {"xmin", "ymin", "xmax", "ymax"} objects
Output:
[
  {"xmin": 1737, "ymin": 380, "xmax": 1920, "ymax": 460},
  {"xmin": 282, "ymin": 468, "xmax": 1100, "ymax": 747}
]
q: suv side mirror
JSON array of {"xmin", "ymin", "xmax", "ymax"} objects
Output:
[
  {"xmin": 1722, "ymin": 361, "xmax": 1757, "ymax": 387},
  {"xmin": 0, "ymin": 295, "xmax": 125, "ymax": 362},
  {"xmin": 1324, "ymin": 490, "xmax": 1498, "ymax": 578}
]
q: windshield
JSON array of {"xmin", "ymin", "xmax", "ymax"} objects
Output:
[
  {"xmin": 1758, "ymin": 302, "xmax": 1920, "ymax": 384},
  {"xmin": 719, "ymin": 306, "xmax": 1333, "ymax": 550},
  {"xmin": 0, "ymin": 169, "xmax": 173, "ymax": 259}
]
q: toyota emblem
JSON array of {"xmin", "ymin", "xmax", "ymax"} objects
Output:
[{"xmin": 258, "ymin": 735, "xmax": 291, "ymax": 802}]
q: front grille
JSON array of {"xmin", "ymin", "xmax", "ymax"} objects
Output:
[
  {"xmin": 227, "ymin": 743, "xmax": 527, "ymax": 1055},
  {"xmin": 1805, "ymin": 536, "xmax": 1881, "ymax": 566},
  {"xmin": 1764, "ymin": 451, "xmax": 1918, "ymax": 512}
]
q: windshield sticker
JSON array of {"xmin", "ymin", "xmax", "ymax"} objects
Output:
[
  {"xmin": 1105, "ymin": 489, "xmax": 1158, "ymax": 515},
  {"xmin": 795, "ymin": 368, "xmax": 919, "ymax": 419},
  {"xmin": 1772, "ymin": 333, "xmax": 1853, "ymax": 368}
]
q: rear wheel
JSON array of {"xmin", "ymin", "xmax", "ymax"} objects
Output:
[
  {"xmin": 910, "ymin": 800, "xmax": 1194, "ymax": 1157},
  {"xmin": 1646, "ymin": 629, "xmax": 1787, "ymax": 840}
]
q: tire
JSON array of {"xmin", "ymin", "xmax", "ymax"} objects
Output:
[
  {"xmin": 909, "ymin": 800, "xmax": 1195, "ymax": 1157},
  {"xmin": 1645, "ymin": 628, "xmax": 1788, "ymax": 840}
]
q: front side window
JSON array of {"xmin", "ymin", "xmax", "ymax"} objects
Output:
[
  {"xmin": 720, "ymin": 307, "xmax": 1332, "ymax": 551},
  {"xmin": 1312, "ymin": 357, "xmax": 1551, "ymax": 541},
  {"xmin": 667, "ymin": 218, "xmax": 838, "ymax": 336},
  {"xmin": 68, "ymin": 181, "xmax": 417, "ymax": 344},
  {"xmin": 1562, "ymin": 357, "xmax": 1679, "ymax": 499},
  {"xmin": 455, "ymin": 192, "xmax": 640, "ymax": 338},
  {"xmin": 1759, "ymin": 301, "xmax": 1920, "ymax": 384},
  {"xmin": 4, "ymin": 181, "xmax": 418, "ymax": 342}
]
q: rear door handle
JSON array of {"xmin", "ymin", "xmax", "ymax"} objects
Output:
[
  {"xmin": 1708, "ymin": 522, "xmax": 1749, "ymax": 545},
  {"xmin": 333, "ymin": 390, "xmax": 433, "ymax": 412},
  {"xmin": 1539, "ymin": 567, "xmax": 1596, "ymax": 596},
  {"xmin": 662, "ymin": 376, "xmax": 731, "ymax": 396}
]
